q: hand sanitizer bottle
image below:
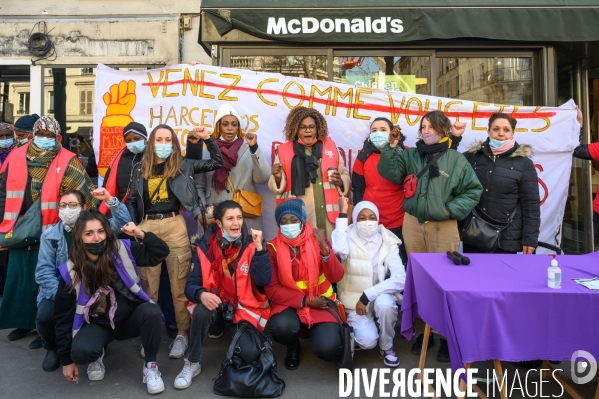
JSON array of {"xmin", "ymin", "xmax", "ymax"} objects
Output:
[{"xmin": 548, "ymin": 255, "xmax": 562, "ymax": 289}]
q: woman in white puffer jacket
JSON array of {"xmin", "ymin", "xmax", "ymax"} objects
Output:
[{"xmin": 331, "ymin": 198, "xmax": 406, "ymax": 368}]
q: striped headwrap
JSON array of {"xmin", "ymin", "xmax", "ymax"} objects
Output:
[{"xmin": 33, "ymin": 116, "xmax": 61, "ymax": 136}]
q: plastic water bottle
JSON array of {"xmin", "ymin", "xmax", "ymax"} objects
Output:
[{"xmin": 548, "ymin": 255, "xmax": 562, "ymax": 289}]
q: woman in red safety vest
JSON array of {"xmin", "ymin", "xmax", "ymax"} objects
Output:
[
  {"xmin": 0, "ymin": 116, "xmax": 97, "ymax": 346},
  {"xmin": 269, "ymin": 107, "xmax": 350, "ymax": 241},
  {"xmin": 174, "ymin": 200, "xmax": 271, "ymax": 390},
  {"xmin": 265, "ymin": 198, "xmax": 344, "ymax": 371}
]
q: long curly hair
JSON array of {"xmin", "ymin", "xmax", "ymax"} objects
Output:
[{"xmin": 283, "ymin": 107, "xmax": 328, "ymax": 142}]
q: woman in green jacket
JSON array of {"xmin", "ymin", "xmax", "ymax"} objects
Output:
[{"xmin": 377, "ymin": 110, "xmax": 482, "ymax": 362}]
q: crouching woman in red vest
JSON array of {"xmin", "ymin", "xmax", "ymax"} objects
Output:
[
  {"xmin": 265, "ymin": 198, "xmax": 344, "ymax": 370},
  {"xmin": 0, "ymin": 116, "xmax": 97, "ymax": 344},
  {"xmin": 54, "ymin": 209, "xmax": 170, "ymax": 394},
  {"xmin": 175, "ymin": 200, "xmax": 271, "ymax": 390}
]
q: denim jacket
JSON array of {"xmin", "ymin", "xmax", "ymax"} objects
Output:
[{"xmin": 34, "ymin": 199, "xmax": 132, "ymax": 305}]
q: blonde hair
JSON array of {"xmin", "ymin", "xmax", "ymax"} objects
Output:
[{"xmin": 141, "ymin": 124, "xmax": 183, "ymax": 181}]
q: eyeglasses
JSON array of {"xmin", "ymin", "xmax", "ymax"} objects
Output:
[
  {"xmin": 35, "ymin": 132, "xmax": 57, "ymax": 139},
  {"xmin": 299, "ymin": 125, "xmax": 316, "ymax": 131},
  {"xmin": 58, "ymin": 202, "xmax": 82, "ymax": 210}
]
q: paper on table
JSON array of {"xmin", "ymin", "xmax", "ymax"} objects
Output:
[{"xmin": 572, "ymin": 277, "xmax": 599, "ymax": 291}]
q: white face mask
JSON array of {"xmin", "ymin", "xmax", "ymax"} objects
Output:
[
  {"xmin": 356, "ymin": 220, "xmax": 378, "ymax": 237},
  {"xmin": 59, "ymin": 207, "xmax": 81, "ymax": 226}
]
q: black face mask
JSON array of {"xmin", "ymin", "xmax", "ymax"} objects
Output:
[{"xmin": 84, "ymin": 240, "xmax": 106, "ymax": 256}]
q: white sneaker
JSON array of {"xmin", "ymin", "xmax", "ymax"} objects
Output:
[
  {"xmin": 140, "ymin": 344, "xmax": 145, "ymax": 358},
  {"xmin": 169, "ymin": 335, "xmax": 188, "ymax": 359},
  {"xmin": 143, "ymin": 362, "xmax": 165, "ymax": 394},
  {"xmin": 173, "ymin": 359, "xmax": 202, "ymax": 389},
  {"xmin": 87, "ymin": 350, "xmax": 105, "ymax": 381}
]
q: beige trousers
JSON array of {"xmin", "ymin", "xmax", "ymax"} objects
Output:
[
  {"xmin": 138, "ymin": 214, "xmax": 192, "ymax": 331},
  {"xmin": 402, "ymin": 213, "xmax": 460, "ymax": 256}
]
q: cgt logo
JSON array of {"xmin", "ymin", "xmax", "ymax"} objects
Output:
[
  {"xmin": 571, "ymin": 350, "xmax": 597, "ymax": 384},
  {"xmin": 267, "ymin": 17, "xmax": 403, "ymax": 35},
  {"xmin": 239, "ymin": 262, "xmax": 249, "ymax": 276}
]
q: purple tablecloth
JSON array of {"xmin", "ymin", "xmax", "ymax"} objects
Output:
[{"xmin": 401, "ymin": 252, "xmax": 599, "ymax": 373}]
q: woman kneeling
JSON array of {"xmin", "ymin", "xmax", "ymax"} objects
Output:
[
  {"xmin": 175, "ymin": 200, "xmax": 271, "ymax": 389},
  {"xmin": 54, "ymin": 209, "xmax": 170, "ymax": 394},
  {"xmin": 265, "ymin": 198, "xmax": 344, "ymax": 370},
  {"xmin": 332, "ymin": 198, "xmax": 406, "ymax": 367}
]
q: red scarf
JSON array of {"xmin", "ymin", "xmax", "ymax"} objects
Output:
[
  {"xmin": 212, "ymin": 138, "xmax": 244, "ymax": 192},
  {"xmin": 208, "ymin": 230, "xmax": 242, "ymax": 304},
  {"xmin": 275, "ymin": 222, "xmax": 321, "ymax": 326}
]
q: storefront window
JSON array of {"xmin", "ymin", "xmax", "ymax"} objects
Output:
[
  {"xmin": 436, "ymin": 57, "xmax": 533, "ymax": 105},
  {"xmin": 230, "ymin": 55, "xmax": 328, "ymax": 80},
  {"xmin": 334, "ymin": 56, "xmax": 431, "ymax": 95}
]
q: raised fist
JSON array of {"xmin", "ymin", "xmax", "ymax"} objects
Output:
[{"xmin": 451, "ymin": 122, "xmax": 467, "ymax": 137}]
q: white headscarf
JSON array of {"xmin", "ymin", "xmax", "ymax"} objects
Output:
[{"xmin": 352, "ymin": 201, "xmax": 382, "ymax": 245}]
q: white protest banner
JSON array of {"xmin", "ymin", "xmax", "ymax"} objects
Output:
[{"xmin": 94, "ymin": 63, "xmax": 579, "ymax": 246}]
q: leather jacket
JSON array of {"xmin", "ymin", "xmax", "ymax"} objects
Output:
[{"xmin": 126, "ymin": 138, "xmax": 223, "ymax": 223}]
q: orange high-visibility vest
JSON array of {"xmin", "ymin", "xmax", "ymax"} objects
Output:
[
  {"xmin": 99, "ymin": 148, "xmax": 126, "ymax": 215},
  {"xmin": 0, "ymin": 142, "xmax": 75, "ymax": 233},
  {"xmin": 276, "ymin": 138, "xmax": 341, "ymax": 223},
  {"xmin": 267, "ymin": 240, "xmax": 336, "ymax": 301},
  {"xmin": 197, "ymin": 243, "xmax": 270, "ymax": 330}
]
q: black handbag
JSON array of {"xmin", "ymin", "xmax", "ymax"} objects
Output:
[
  {"xmin": 0, "ymin": 199, "xmax": 42, "ymax": 249},
  {"xmin": 460, "ymin": 206, "xmax": 516, "ymax": 252},
  {"xmin": 325, "ymin": 298, "xmax": 354, "ymax": 370},
  {"xmin": 213, "ymin": 320, "xmax": 285, "ymax": 398}
]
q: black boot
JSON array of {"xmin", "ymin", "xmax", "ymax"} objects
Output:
[
  {"xmin": 437, "ymin": 338, "xmax": 450, "ymax": 363},
  {"xmin": 29, "ymin": 336, "xmax": 43, "ymax": 349},
  {"xmin": 411, "ymin": 333, "xmax": 435, "ymax": 356},
  {"xmin": 285, "ymin": 339, "xmax": 301, "ymax": 370},
  {"xmin": 7, "ymin": 328, "xmax": 32, "ymax": 341},
  {"xmin": 42, "ymin": 350, "xmax": 60, "ymax": 372}
]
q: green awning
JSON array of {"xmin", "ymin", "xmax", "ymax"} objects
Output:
[{"xmin": 200, "ymin": 1, "xmax": 599, "ymax": 43}]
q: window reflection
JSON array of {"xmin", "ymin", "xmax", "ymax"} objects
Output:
[
  {"xmin": 230, "ymin": 55, "xmax": 328, "ymax": 80},
  {"xmin": 334, "ymin": 56, "xmax": 431, "ymax": 95},
  {"xmin": 436, "ymin": 57, "xmax": 533, "ymax": 105}
]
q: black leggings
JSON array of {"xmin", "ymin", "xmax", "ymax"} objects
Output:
[
  {"xmin": 388, "ymin": 226, "xmax": 408, "ymax": 266},
  {"xmin": 268, "ymin": 308, "xmax": 342, "ymax": 362},
  {"xmin": 70, "ymin": 302, "xmax": 162, "ymax": 365}
]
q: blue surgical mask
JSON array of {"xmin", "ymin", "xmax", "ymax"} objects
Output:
[
  {"xmin": 369, "ymin": 132, "xmax": 389, "ymax": 149},
  {"xmin": 222, "ymin": 230, "xmax": 240, "ymax": 242},
  {"xmin": 489, "ymin": 138, "xmax": 509, "ymax": 148},
  {"xmin": 126, "ymin": 140, "xmax": 146, "ymax": 154},
  {"xmin": 155, "ymin": 144, "xmax": 173, "ymax": 159},
  {"xmin": 280, "ymin": 223, "xmax": 302, "ymax": 239},
  {"xmin": 33, "ymin": 136, "xmax": 56, "ymax": 150},
  {"xmin": 0, "ymin": 138, "xmax": 14, "ymax": 149}
]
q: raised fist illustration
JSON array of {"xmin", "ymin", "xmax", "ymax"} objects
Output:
[{"xmin": 101, "ymin": 80, "xmax": 137, "ymax": 127}]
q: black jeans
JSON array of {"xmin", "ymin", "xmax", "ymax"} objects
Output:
[
  {"xmin": 70, "ymin": 302, "xmax": 162, "ymax": 365},
  {"xmin": 268, "ymin": 308, "xmax": 342, "ymax": 362},
  {"xmin": 36, "ymin": 298, "xmax": 56, "ymax": 350},
  {"xmin": 188, "ymin": 302, "xmax": 260, "ymax": 364},
  {"xmin": 388, "ymin": 226, "xmax": 408, "ymax": 266},
  {"xmin": 462, "ymin": 243, "xmax": 517, "ymax": 254}
]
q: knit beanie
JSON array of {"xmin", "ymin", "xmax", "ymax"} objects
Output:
[
  {"xmin": 214, "ymin": 104, "xmax": 241, "ymax": 125},
  {"xmin": 14, "ymin": 114, "xmax": 40, "ymax": 133},
  {"xmin": 123, "ymin": 121, "xmax": 148, "ymax": 140},
  {"xmin": 275, "ymin": 199, "xmax": 307, "ymax": 227}
]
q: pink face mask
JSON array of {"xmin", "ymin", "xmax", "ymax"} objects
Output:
[{"xmin": 422, "ymin": 133, "xmax": 443, "ymax": 145}]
